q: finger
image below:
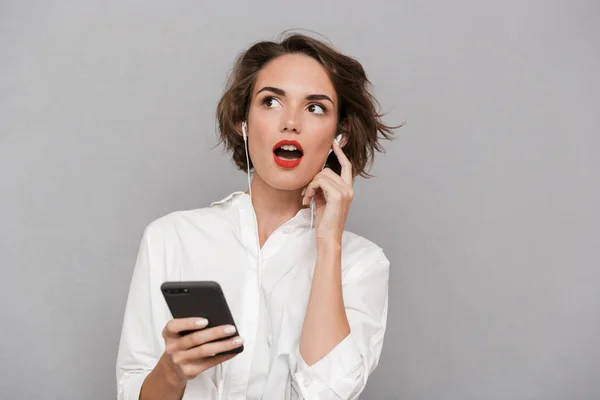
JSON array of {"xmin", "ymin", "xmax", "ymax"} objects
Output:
[
  {"xmin": 163, "ymin": 317, "xmax": 209, "ymax": 339},
  {"xmin": 320, "ymin": 168, "xmax": 354, "ymax": 201},
  {"xmin": 183, "ymin": 336, "xmax": 244, "ymax": 360},
  {"xmin": 302, "ymin": 174, "xmax": 344, "ymax": 206},
  {"xmin": 332, "ymin": 141, "xmax": 353, "ymax": 185},
  {"xmin": 303, "ymin": 174, "xmax": 334, "ymax": 204},
  {"xmin": 177, "ymin": 324, "xmax": 238, "ymax": 351},
  {"xmin": 313, "ymin": 172, "xmax": 346, "ymax": 200},
  {"xmin": 320, "ymin": 168, "xmax": 352, "ymax": 190}
]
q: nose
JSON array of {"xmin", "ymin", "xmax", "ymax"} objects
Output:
[{"xmin": 279, "ymin": 110, "xmax": 302, "ymax": 134}]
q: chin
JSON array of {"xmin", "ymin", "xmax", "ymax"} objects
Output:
[{"xmin": 256, "ymin": 165, "xmax": 312, "ymax": 192}]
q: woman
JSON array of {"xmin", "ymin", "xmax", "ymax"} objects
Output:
[{"xmin": 116, "ymin": 32, "xmax": 398, "ymax": 400}]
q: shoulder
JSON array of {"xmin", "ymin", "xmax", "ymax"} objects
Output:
[
  {"xmin": 342, "ymin": 230, "xmax": 388, "ymax": 263},
  {"xmin": 340, "ymin": 230, "xmax": 390, "ymax": 280},
  {"xmin": 141, "ymin": 191, "xmax": 244, "ymax": 242}
]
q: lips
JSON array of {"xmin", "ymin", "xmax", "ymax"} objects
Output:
[{"xmin": 272, "ymin": 140, "xmax": 304, "ymax": 169}]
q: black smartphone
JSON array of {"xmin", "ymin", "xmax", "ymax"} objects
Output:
[{"xmin": 160, "ymin": 281, "xmax": 244, "ymax": 355}]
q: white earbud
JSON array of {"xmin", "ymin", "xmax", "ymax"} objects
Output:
[
  {"xmin": 242, "ymin": 121, "xmax": 247, "ymax": 141},
  {"xmin": 334, "ymin": 134, "xmax": 342, "ymax": 145},
  {"xmin": 328, "ymin": 134, "xmax": 343, "ymax": 155}
]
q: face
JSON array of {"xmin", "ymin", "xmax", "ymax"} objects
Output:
[{"xmin": 245, "ymin": 53, "xmax": 339, "ymax": 191}]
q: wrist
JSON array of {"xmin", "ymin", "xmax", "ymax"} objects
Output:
[
  {"xmin": 316, "ymin": 235, "xmax": 342, "ymax": 250},
  {"xmin": 316, "ymin": 237, "xmax": 342, "ymax": 258},
  {"xmin": 157, "ymin": 353, "xmax": 187, "ymax": 391}
]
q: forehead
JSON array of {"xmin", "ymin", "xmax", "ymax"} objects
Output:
[{"xmin": 253, "ymin": 53, "xmax": 337, "ymax": 102}]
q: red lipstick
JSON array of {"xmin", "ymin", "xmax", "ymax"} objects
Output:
[{"xmin": 272, "ymin": 140, "xmax": 304, "ymax": 169}]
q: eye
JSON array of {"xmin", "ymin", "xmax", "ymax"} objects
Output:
[
  {"xmin": 262, "ymin": 96, "xmax": 282, "ymax": 108},
  {"xmin": 307, "ymin": 103, "xmax": 326, "ymax": 115}
]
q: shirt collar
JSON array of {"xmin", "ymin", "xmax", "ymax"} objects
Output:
[
  {"xmin": 210, "ymin": 191, "xmax": 246, "ymax": 207},
  {"xmin": 210, "ymin": 191, "xmax": 314, "ymax": 227}
]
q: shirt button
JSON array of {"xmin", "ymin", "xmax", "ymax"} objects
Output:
[{"xmin": 303, "ymin": 378, "xmax": 311, "ymax": 387}]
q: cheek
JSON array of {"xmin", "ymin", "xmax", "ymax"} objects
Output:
[
  {"xmin": 246, "ymin": 114, "xmax": 268, "ymax": 144},
  {"xmin": 305, "ymin": 113, "xmax": 336, "ymax": 131},
  {"xmin": 305, "ymin": 120, "xmax": 337, "ymax": 152},
  {"xmin": 247, "ymin": 119, "xmax": 276, "ymax": 166},
  {"xmin": 250, "ymin": 110, "xmax": 279, "ymax": 142}
]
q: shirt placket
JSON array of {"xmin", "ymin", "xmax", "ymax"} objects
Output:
[{"xmin": 225, "ymin": 198, "xmax": 308, "ymax": 399}]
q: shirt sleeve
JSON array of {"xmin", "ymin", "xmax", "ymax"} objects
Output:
[
  {"xmin": 116, "ymin": 223, "xmax": 165, "ymax": 400},
  {"xmin": 293, "ymin": 249, "xmax": 390, "ymax": 399}
]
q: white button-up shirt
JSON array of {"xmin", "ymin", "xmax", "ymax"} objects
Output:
[{"xmin": 116, "ymin": 191, "xmax": 390, "ymax": 399}]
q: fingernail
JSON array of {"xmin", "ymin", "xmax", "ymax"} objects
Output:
[
  {"xmin": 232, "ymin": 337, "xmax": 244, "ymax": 346},
  {"xmin": 195, "ymin": 318, "xmax": 208, "ymax": 327},
  {"xmin": 301, "ymin": 188, "xmax": 306, "ymax": 196},
  {"xmin": 224, "ymin": 326, "xmax": 236, "ymax": 334}
]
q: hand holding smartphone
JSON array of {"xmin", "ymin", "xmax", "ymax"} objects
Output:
[
  {"xmin": 161, "ymin": 281, "xmax": 244, "ymax": 355},
  {"xmin": 157, "ymin": 281, "xmax": 244, "ymax": 384}
]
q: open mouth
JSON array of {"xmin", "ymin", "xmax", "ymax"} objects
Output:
[{"xmin": 272, "ymin": 140, "xmax": 304, "ymax": 168}]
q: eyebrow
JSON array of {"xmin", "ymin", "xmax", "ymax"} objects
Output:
[{"xmin": 256, "ymin": 86, "xmax": 335, "ymax": 105}]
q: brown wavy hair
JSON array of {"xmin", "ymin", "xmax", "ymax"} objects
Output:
[{"xmin": 216, "ymin": 31, "xmax": 401, "ymax": 177}]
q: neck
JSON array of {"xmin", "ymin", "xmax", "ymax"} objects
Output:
[{"xmin": 247, "ymin": 173, "xmax": 307, "ymax": 246}]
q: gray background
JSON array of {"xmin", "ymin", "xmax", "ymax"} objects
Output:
[{"xmin": 1, "ymin": 1, "xmax": 599, "ymax": 399}]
